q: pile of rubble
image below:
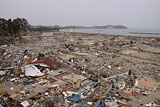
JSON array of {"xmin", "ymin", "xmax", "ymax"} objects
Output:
[{"xmin": 0, "ymin": 32, "xmax": 160, "ymax": 107}]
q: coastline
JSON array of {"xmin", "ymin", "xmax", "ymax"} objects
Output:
[
  {"xmin": 63, "ymin": 31, "xmax": 160, "ymax": 39},
  {"xmin": 65, "ymin": 28, "xmax": 160, "ymax": 37}
]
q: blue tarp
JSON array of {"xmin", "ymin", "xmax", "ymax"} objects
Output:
[
  {"xmin": 67, "ymin": 94, "xmax": 80, "ymax": 102},
  {"xmin": 23, "ymin": 81, "xmax": 35, "ymax": 85},
  {"xmin": 98, "ymin": 105, "xmax": 103, "ymax": 107}
]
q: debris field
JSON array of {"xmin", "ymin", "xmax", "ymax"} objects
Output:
[{"xmin": 0, "ymin": 31, "xmax": 160, "ymax": 107}]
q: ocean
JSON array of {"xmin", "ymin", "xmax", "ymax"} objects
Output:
[{"xmin": 67, "ymin": 28, "xmax": 160, "ymax": 37}]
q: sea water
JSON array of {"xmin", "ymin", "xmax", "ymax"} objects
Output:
[{"xmin": 68, "ymin": 28, "xmax": 160, "ymax": 37}]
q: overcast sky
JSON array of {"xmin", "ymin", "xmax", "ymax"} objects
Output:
[{"xmin": 0, "ymin": 0, "xmax": 160, "ymax": 29}]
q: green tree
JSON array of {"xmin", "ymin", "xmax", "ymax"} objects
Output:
[
  {"xmin": 12, "ymin": 18, "xmax": 28, "ymax": 36},
  {"xmin": 7, "ymin": 19, "xmax": 14, "ymax": 36},
  {"xmin": 0, "ymin": 18, "xmax": 8, "ymax": 36},
  {"xmin": 0, "ymin": 18, "xmax": 29, "ymax": 36}
]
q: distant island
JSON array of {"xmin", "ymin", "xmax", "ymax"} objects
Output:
[
  {"xmin": 90, "ymin": 25, "xmax": 128, "ymax": 29},
  {"xmin": 62, "ymin": 25, "xmax": 128, "ymax": 29}
]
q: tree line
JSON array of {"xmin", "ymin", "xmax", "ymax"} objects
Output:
[
  {"xmin": 0, "ymin": 18, "xmax": 28, "ymax": 36},
  {"xmin": 0, "ymin": 18, "xmax": 60, "ymax": 37}
]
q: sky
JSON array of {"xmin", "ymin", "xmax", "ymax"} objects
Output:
[{"xmin": 0, "ymin": 0, "xmax": 160, "ymax": 29}]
